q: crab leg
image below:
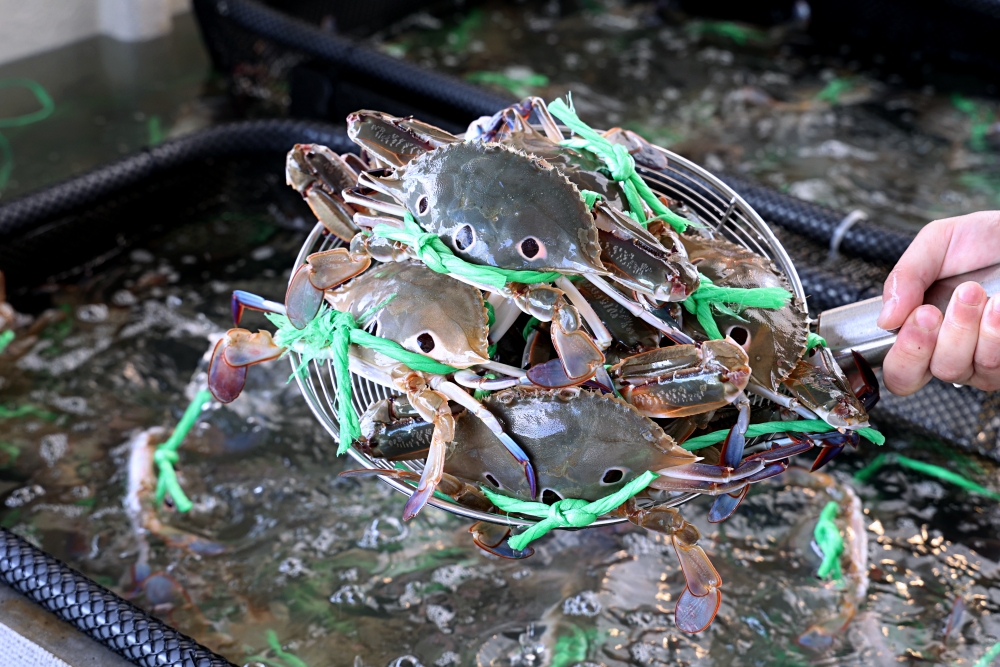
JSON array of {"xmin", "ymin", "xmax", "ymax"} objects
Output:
[
  {"xmin": 431, "ymin": 377, "xmax": 538, "ymax": 499},
  {"xmin": 208, "ymin": 329, "xmax": 286, "ymax": 403},
  {"xmin": 231, "ymin": 290, "xmax": 286, "ymax": 324},
  {"xmin": 746, "ymin": 379, "xmax": 819, "ymax": 420},
  {"xmin": 487, "ymin": 298, "xmax": 523, "ymax": 345},
  {"xmin": 555, "ymin": 277, "xmax": 612, "ymax": 350},
  {"xmin": 584, "ymin": 274, "xmax": 695, "ymax": 344},
  {"xmin": 286, "ymin": 248, "xmax": 371, "ymax": 328},
  {"xmin": 342, "ymin": 187, "xmax": 407, "ymax": 217},
  {"xmin": 453, "ymin": 369, "xmax": 521, "ymax": 391},
  {"xmin": 621, "ymin": 500, "xmax": 722, "ymax": 633}
]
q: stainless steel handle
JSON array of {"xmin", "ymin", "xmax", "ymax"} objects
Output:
[{"xmin": 816, "ymin": 263, "xmax": 1000, "ymax": 370}]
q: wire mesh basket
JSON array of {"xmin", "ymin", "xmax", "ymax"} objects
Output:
[{"xmin": 287, "ymin": 139, "xmax": 807, "ymax": 526}]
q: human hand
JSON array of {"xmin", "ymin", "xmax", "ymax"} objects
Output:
[{"xmin": 879, "ymin": 211, "xmax": 1000, "ymax": 395}]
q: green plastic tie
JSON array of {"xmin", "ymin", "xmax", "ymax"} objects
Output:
[
  {"xmin": 261, "ymin": 629, "xmax": 308, "ymax": 667},
  {"xmin": 465, "ymin": 70, "xmax": 549, "ymax": 98},
  {"xmin": 154, "ymin": 389, "xmax": 212, "ymax": 513},
  {"xmin": 546, "ymin": 97, "xmax": 690, "ymax": 233},
  {"xmin": 815, "ymin": 77, "xmax": 856, "ymax": 105},
  {"xmin": 484, "ymin": 301, "xmax": 498, "ymax": 358},
  {"xmin": 0, "ymin": 330, "xmax": 14, "ymax": 354},
  {"xmin": 681, "ymin": 419, "xmax": 885, "ymax": 451},
  {"xmin": 521, "ymin": 316, "xmax": 541, "ymax": 340},
  {"xmin": 371, "ymin": 213, "xmax": 562, "ymax": 289},
  {"xmin": 481, "ymin": 470, "xmax": 658, "ymax": 550},
  {"xmin": 681, "ymin": 273, "xmax": 791, "ymax": 340},
  {"xmin": 0, "ymin": 79, "xmax": 55, "ymax": 128},
  {"xmin": 854, "ymin": 453, "xmax": 1000, "ymax": 501},
  {"xmin": 268, "ymin": 308, "xmax": 460, "ymax": 454},
  {"xmin": 806, "ymin": 331, "xmax": 827, "ymax": 351},
  {"xmin": 580, "ymin": 189, "xmax": 603, "ymax": 209},
  {"xmin": 972, "ymin": 640, "xmax": 1000, "ymax": 667},
  {"xmin": 813, "ymin": 501, "xmax": 844, "ymax": 581},
  {"xmin": 0, "ymin": 403, "xmax": 57, "ymax": 421}
]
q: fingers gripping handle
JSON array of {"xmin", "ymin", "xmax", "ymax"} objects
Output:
[{"xmin": 816, "ymin": 263, "xmax": 1000, "ymax": 370}]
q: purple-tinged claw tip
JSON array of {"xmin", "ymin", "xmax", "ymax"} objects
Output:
[
  {"xmin": 402, "ymin": 485, "xmax": 434, "ymax": 521},
  {"xmin": 525, "ymin": 461, "xmax": 538, "ymax": 500}
]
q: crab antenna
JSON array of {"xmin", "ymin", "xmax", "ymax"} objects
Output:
[{"xmin": 231, "ymin": 290, "xmax": 286, "ymax": 325}]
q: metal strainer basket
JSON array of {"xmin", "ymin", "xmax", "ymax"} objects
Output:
[{"xmin": 289, "ymin": 143, "xmax": 806, "ymax": 527}]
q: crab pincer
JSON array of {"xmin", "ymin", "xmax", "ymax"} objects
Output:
[{"xmin": 286, "ymin": 144, "xmax": 364, "ymax": 242}]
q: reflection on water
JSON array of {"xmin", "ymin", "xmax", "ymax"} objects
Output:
[
  {"xmin": 372, "ymin": 0, "xmax": 1000, "ymax": 232},
  {"xmin": 1, "ymin": 1, "xmax": 999, "ymax": 665}
]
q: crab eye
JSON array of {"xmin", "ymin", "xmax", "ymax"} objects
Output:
[
  {"xmin": 484, "ymin": 473, "xmax": 501, "ymax": 488},
  {"xmin": 518, "ymin": 236, "xmax": 546, "ymax": 260},
  {"xmin": 453, "ymin": 224, "xmax": 476, "ymax": 250},
  {"xmin": 416, "ymin": 195, "xmax": 430, "ymax": 215},
  {"xmin": 601, "ymin": 468, "xmax": 626, "ymax": 485},
  {"xmin": 416, "ymin": 333, "xmax": 436, "ymax": 353},
  {"xmin": 726, "ymin": 325, "xmax": 751, "ymax": 349}
]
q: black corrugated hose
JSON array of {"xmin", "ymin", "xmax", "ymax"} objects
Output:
[
  {"xmin": 721, "ymin": 173, "xmax": 917, "ymax": 265},
  {"xmin": 0, "ymin": 527, "xmax": 238, "ymax": 667},
  {"xmin": 193, "ymin": 0, "xmax": 513, "ymax": 122},
  {"xmin": 0, "ymin": 119, "xmax": 355, "ymax": 240}
]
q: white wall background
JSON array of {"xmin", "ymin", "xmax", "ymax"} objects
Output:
[{"xmin": 0, "ymin": 0, "xmax": 191, "ymax": 65}]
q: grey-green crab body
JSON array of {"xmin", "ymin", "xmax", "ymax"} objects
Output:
[
  {"xmin": 325, "ymin": 261, "xmax": 490, "ymax": 369},
  {"xmin": 366, "ymin": 387, "xmax": 696, "ymax": 502},
  {"xmin": 394, "ymin": 142, "xmax": 607, "ymax": 275}
]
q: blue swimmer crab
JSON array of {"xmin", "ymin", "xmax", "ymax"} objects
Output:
[
  {"xmin": 209, "ymin": 261, "xmax": 539, "ymax": 519},
  {"xmin": 344, "ymin": 110, "xmax": 702, "ymax": 343},
  {"xmin": 680, "ymin": 233, "xmax": 878, "ymax": 432},
  {"xmin": 345, "ymin": 385, "xmax": 754, "ymax": 633}
]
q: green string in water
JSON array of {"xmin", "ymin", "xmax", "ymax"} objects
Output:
[
  {"xmin": 813, "ymin": 501, "xmax": 844, "ymax": 581},
  {"xmin": 972, "ymin": 640, "xmax": 1000, "ymax": 667},
  {"xmin": 268, "ymin": 308, "xmax": 460, "ymax": 454},
  {"xmin": 371, "ymin": 213, "xmax": 562, "ymax": 290},
  {"xmin": 854, "ymin": 453, "xmax": 1000, "ymax": 502},
  {"xmin": 546, "ymin": 97, "xmax": 690, "ymax": 233},
  {"xmin": 681, "ymin": 419, "xmax": 885, "ymax": 451},
  {"xmin": 806, "ymin": 331, "xmax": 827, "ymax": 351},
  {"xmin": 0, "ymin": 403, "xmax": 57, "ymax": 421},
  {"xmin": 681, "ymin": 273, "xmax": 791, "ymax": 340},
  {"xmin": 0, "ymin": 330, "xmax": 14, "ymax": 354},
  {"xmin": 154, "ymin": 389, "xmax": 212, "ymax": 513},
  {"xmin": 481, "ymin": 470, "xmax": 658, "ymax": 550}
]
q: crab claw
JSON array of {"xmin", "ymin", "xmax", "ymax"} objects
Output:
[
  {"xmin": 551, "ymin": 303, "xmax": 604, "ymax": 380},
  {"xmin": 470, "ymin": 522, "xmax": 535, "ymax": 559},
  {"xmin": 848, "ymin": 350, "xmax": 880, "ymax": 412},
  {"xmin": 286, "ymin": 144, "xmax": 362, "ymax": 242},
  {"xmin": 286, "ymin": 248, "xmax": 371, "ymax": 329},
  {"xmin": 208, "ymin": 329, "xmax": 286, "ymax": 403},
  {"xmin": 347, "ymin": 110, "xmax": 459, "ymax": 168}
]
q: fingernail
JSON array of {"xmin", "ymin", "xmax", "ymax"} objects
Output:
[
  {"xmin": 877, "ymin": 300, "xmax": 894, "ymax": 329},
  {"xmin": 914, "ymin": 306, "xmax": 940, "ymax": 331},
  {"xmin": 957, "ymin": 281, "xmax": 984, "ymax": 306}
]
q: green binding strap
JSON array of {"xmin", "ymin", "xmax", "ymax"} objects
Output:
[
  {"xmin": 972, "ymin": 640, "xmax": 1000, "ymax": 667},
  {"xmin": 371, "ymin": 213, "xmax": 561, "ymax": 289},
  {"xmin": 546, "ymin": 97, "xmax": 690, "ymax": 233},
  {"xmin": 806, "ymin": 331, "xmax": 827, "ymax": 351},
  {"xmin": 154, "ymin": 389, "xmax": 213, "ymax": 512},
  {"xmin": 854, "ymin": 453, "xmax": 1000, "ymax": 502},
  {"xmin": 681, "ymin": 419, "xmax": 885, "ymax": 451},
  {"xmin": 813, "ymin": 501, "xmax": 844, "ymax": 581},
  {"xmin": 481, "ymin": 470, "xmax": 658, "ymax": 550},
  {"xmin": 0, "ymin": 330, "xmax": 13, "ymax": 354},
  {"xmin": 268, "ymin": 308, "xmax": 460, "ymax": 454},
  {"xmin": 681, "ymin": 273, "xmax": 791, "ymax": 340}
]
